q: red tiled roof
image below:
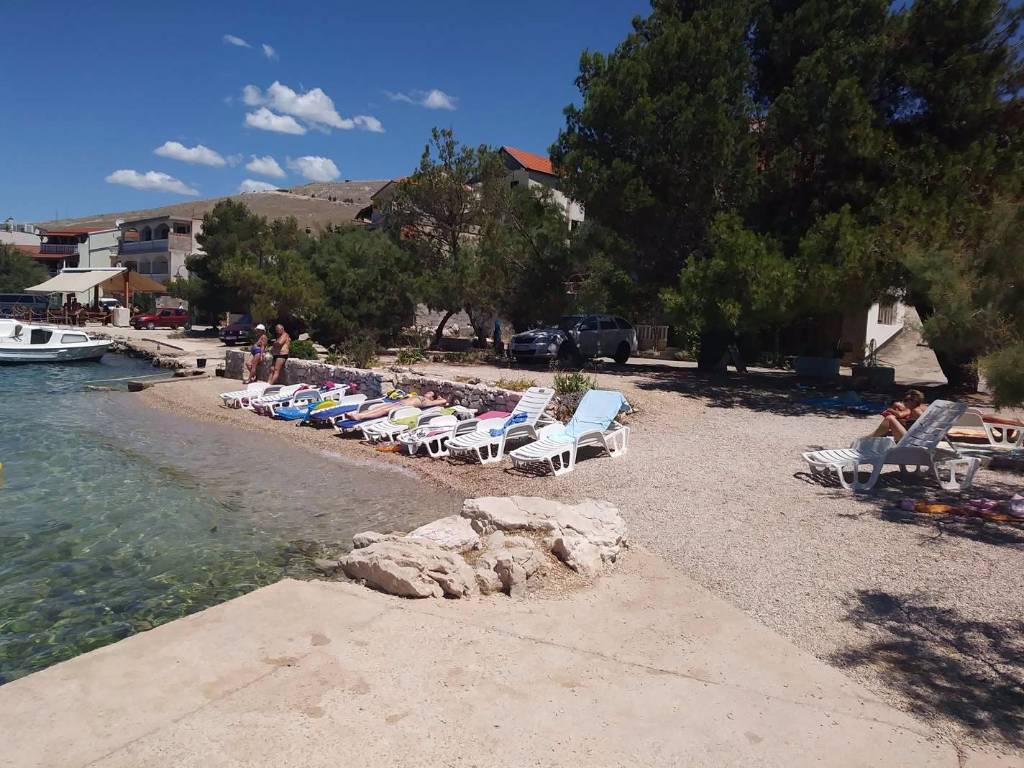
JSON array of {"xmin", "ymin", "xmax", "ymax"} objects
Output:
[{"xmin": 501, "ymin": 146, "xmax": 557, "ymax": 176}]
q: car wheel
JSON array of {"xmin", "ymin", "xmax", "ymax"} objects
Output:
[
  {"xmin": 613, "ymin": 342, "xmax": 630, "ymax": 365},
  {"xmin": 146, "ymin": 322, "xmax": 155, "ymax": 330},
  {"xmin": 224, "ymin": 340, "xmax": 236, "ymax": 347},
  {"xmin": 184, "ymin": 321, "xmax": 192, "ymax": 331}
]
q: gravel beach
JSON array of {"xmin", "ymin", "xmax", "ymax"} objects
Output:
[{"xmin": 138, "ymin": 364, "xmax": 1024, "ymax": 757}]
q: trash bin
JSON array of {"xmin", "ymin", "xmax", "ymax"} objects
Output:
[{"xmin": 112, "ymin": 307, "xmax": 131, "ymax": 327}]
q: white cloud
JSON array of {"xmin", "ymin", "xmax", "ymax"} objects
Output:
[
  {"xmin": 386, "ymin": 88, "xmax": 457, "ymax": 110},
  {"xmin": 241, "ymin": 84, "xmax": 264, "ymax": 106},
  {"xmin": 223, "ymin": 34, "xmax": 250, "ymax": 48},
  {"xmin": 226, "ymin": 153, "xmax": 244, "ymax": 166},
  {"xmin": 261, "ymin": 43, "xmax": 277, "ymax": 60},
  {"xmin": 154, "ymin": 141, "xmax": 227, "ymax": 167},
  {"xmin": 288, "ymin": 155, "xmax": 340, "ymax": 182},
  {"xmin": 238, "ymin": 179, "xmax": 279, "ymax": 193},
  {"xmin": 242, "ymin": 81, "xmax": 383, "ymax": 132},
  {"xmin": 244, "ymin": 107, "xmax": 306, "ymax": 135},
  {"xmin": 246, "ymin": 154, "xmax": 286, "ymax": 178},
  {"xmin": 105, "ymin": 170, "xmax": 199, "ymax": 196}
]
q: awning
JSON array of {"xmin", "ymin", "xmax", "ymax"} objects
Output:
[
  {"xmin": 24, "ymin": 268, "xmax": 126, "ymax": 294},
  {"xmin": 99, "ymin": 272, "xmax": 169, "ymax": 295}
]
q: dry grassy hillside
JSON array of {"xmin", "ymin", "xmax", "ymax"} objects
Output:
[{"xmin": 34, "ymin": 181, "xmax": 390, "ymax": 231}]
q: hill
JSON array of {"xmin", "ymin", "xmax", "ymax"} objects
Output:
[{"xmin": 33, "ymin": 180, "xmax": 390, "ymax": 231}]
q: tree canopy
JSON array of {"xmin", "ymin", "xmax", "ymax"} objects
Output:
[
  {"xmin": 0, "ymin": 243, "xmax": 48, "ymax": 293},
  {"xmin": 554, "ymin": 0, "xmax": 1023, "ymax": 395}
]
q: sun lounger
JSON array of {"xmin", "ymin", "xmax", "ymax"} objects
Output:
[
  {"xmin": 361, "ymin": 406, "xmax": 476, "ymax": 443},
  {"xmin": 220, "ymin": 382, "xmax": 273, "ymax": 409},
  {"xmin": 250, "ymin": 384, "xmax": 314, "ymax": 415},
  {"xmin": 274, "ymin": 393, "xmax": 367, "ymax": 422},
  {"xmin": 508, "ymin": 389, "xmax": 631, "ymax": 476},
  {"xmin": 264, "ymin": 383, "xmax": 350, "ymax": 417},
  {"xmin": 951, "ymin": 408, "xmax": 1024, "ymax": 449},
  {"xmin": 802, "ymin": 399, "xmax": 981, "ymax": 491},
  {"xmin": 397, "ymin": 410, "xmax": 510, "ymax": 458},
  {"xmin": 447, "ymin": 387, "xmax": 556, "ymax": 465},
  {"xmin": 243, "ymin": 383, "xmax": 308, "ymax": 412}
]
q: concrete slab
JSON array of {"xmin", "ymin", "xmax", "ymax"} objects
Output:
[{"xmin": 0, "ymin": 552, "xmax": 962, "ymax": 768}]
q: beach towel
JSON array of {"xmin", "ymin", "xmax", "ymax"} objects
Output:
[
  {"xmin": 799, "ymin": 392, "xmax": 886, "ymax": 414},
  {"xmin": 489, "ymin": 411, "xmax": 529, "ymax": 437},
  {"xmin": 546, "ymin": 390, "xmax": 630, "ymax": 444},
  {"xmin": 310, "ymin": 397, "xmax": 399, "ymax": 423}
]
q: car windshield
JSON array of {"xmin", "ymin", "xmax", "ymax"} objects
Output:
[{"xmin": 555, "ymin": 315, "xmax": 585, "ymax": 331}]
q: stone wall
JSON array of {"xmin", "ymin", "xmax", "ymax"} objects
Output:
[{"xmin": 223, "ymin": 351, "xmax": 526, "ymax": 414}]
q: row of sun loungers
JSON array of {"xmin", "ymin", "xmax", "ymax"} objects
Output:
[{"xmin": 218, "ymin": 382, "xmax": 633, "ymax": 476}]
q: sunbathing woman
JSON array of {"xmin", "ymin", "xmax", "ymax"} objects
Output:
[
  {"xmin": 347, "ymin": 391, "xmax": 448, "ymax": 422},
  {"xmin": 868, "ymin": 389, "xmax": 927, "ymax": 440}
]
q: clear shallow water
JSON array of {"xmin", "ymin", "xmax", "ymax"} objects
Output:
[{"xmin": 0, "ymin": 356, "xmax": 461, "ymax": 683}]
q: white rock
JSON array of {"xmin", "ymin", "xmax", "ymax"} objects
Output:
[
  {"xmin": 339, "ymin": 539, "xmax": 477, "ymax": 599},
  {"xmin": 551, "ymin": 535, "xmax": 603, "ymax": 577},
  {"xmin": 352, "ymin": 531, "xmax": 398, "ymax": 549},
  {"xmin": 408, "ymin": 515, "xmax": 480, "ymax": 553}
]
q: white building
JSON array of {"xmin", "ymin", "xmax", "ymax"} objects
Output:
[
  {"xmin": 499, "ymin": 146, "xmax": 585, "ymax": 231},
  {"xmin": 117, "ymin": 215, "xmax": 203, "ymax": 284}
]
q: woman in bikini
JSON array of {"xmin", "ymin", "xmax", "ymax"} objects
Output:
[
  {"xmin": 243, "ymin": 324, "xmax": 268, "ymax": 384},
  {"xmin": 868, "ymin": 389, "xmax": 927, "ymax": 440},
  {"xmin": 268, "ymin": 324, "xmax": 291, "ymax": 385}
]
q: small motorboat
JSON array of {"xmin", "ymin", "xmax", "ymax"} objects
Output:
[{"xmin": 0, "ymin": 320, "xmax": 112, "ymax": 363}]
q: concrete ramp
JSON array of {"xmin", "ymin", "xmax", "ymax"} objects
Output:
[{"xmin": 0, "ymin": 552, "xmax": 963, "ymax": 767}]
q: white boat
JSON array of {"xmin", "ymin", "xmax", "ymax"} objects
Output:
[{"xmin": 0, "ymin": 320, "xmax": 112, "ymax": 363}]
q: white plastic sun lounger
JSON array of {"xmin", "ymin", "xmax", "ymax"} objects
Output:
[
  {"xmin": 447, "ymin": 386, "xmax": 556, "ymax": 464},
  {"xmin": 264, "ymin": 383, "xmax": 349, "ymax": 417},
  {"xmin": 802, "ymin": 399, "xmax": 981, "ymax": 492},
  {"xmin": 250, "ymin": 384, "xmax": 310, "ymax": 414},
  {"xmin": 509, "ymin": 389, "xmax": 631, "ymax": 476},
  {"xmin": 221, "ymin": 382, "xmax": 273, "ymax": 409},
  {"xmin": 361, "ymin": 406, "xmax": 475, "ymax": 443},
  {"xmin": 397, "ymin": 414, "xmax": 461, "ymax": 457},
  {"xmin": 952, "ymin": 408, "xmax": 1024, "ymax": 449}
]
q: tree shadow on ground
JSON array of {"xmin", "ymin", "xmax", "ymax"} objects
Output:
[
  {"xmin": 794, "ymin": 466, "xmax": 1024, "ymax": 547},
  {"xmin": 833, "ymin": 589, "xmax": 1024, "ymax": 747}
]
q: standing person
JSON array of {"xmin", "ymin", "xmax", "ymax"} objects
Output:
[
  {"xmin": 268, "ymin": 324, "xmax": 291, "ymax": 385},
  {"xmin": 244, "ymin": 324, "xmax": 269, "ymax": 384},
  {"xmin": 493, "ymin": 318, "xmax": 504, "ymax": 357}
]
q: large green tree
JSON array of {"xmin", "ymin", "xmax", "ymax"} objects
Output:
[
  {"xmin": 175, "ymin": 200, "xmax": 322, "ymax": 328},
  {"xmin": 0, "ymin": 243, "xmax": 47, "ymax": 293},
  {"xmin": 554, "ymin": 0, "xmax": 1023, "ymax": 391},
  {"xmin": 306, "ymin": 227, "xmax": 418, "ymax": 347}
]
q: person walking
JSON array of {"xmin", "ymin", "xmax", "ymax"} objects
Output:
[{"xmin": 267, "ymin": 324, "xmax": 291, "ymax": 385}]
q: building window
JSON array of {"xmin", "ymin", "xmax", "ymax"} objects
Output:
[
  {"xmin": 510, "ymin": 180, "xmax": 520, "ymax": 188},
  {"xmin": 877, "ymin": 301, "xmax": 897, "ymax": 325},
  {"xmin": 173, "ymin": 222, "xmax": 191, "ymax": 235}
]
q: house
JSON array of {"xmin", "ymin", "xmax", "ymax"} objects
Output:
[
  {"xmin": 840, "ymin": 299, "xmax": 907, "ymax": 363},
  {"xmin": 24, "ymin": 226, "xmax": 120, "ymax": 297},
  {"xmin": 117, "ymin": 215, "xmax": 203, "ymax": 284},
  {"xmin": 499, "ymin": 146, "xmax": 585, "ymax": 231}
]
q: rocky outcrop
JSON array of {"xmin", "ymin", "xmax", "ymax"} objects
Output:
[
  {"xmin": 338, "ymin": 497, "xmax": 626, "ymax": 600},
  {"xmin": 339, "ymin": 539, "xmax": 476, "ymax": 598}
]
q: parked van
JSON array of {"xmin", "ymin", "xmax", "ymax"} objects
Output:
[{"xmin": 0, "ymin": 293, "xmax": 51, "ymax": 318}]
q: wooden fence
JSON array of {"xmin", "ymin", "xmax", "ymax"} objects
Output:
[{"xmin": 634, "ymin": 324, "xmax": 669, "ymax": 351}]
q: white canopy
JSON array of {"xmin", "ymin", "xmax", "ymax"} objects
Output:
[{"xmin": 24, "ymin": 268, "xmax": 126, "ymax": 295}]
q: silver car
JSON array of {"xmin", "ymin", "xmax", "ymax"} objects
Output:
[{"xmin": 509, "ymin": 314, "xmax": 639, "ymax": 365}]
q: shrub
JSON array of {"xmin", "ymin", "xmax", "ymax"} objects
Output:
[
  {"xmin": 289, "ymin": 339, "xmax": 318, "ymax": 360},
  {"xmin": 396, "ymin": 347, "xmax": 426, "ymax": 366},
  {"xmin": 553, "ymin": 371, "xmax": 596, "ymax": 395},
  {"xmin": 495, "ymin": 377, "xmax": 537, "ymax": 392},
  {"xmin": 327, "ymin": 335, "xmax": 379, "ymax": 369}
]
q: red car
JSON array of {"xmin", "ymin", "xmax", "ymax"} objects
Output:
[{"xmin": 131, "ymin": 307, "xmax": 190, "ymax": 330}]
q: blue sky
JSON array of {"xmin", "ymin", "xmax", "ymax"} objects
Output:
[{"xmin": 0, "ymin": 0, "xmax": 649, "ymax": 222}]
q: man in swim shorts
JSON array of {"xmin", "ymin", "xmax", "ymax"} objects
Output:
[{"xmin": 268, "ymin": 324, "xmax": 291, "ymax": 385}]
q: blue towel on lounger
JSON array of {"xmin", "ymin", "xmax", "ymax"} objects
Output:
[
  {"xmin": 489, "ymin": 411, "xmax": 529, "ymax": 437},
  {"xmin": 547, "ymin": 390, "xmax": 630, "ymax": 444},
  {"xmin": 309, "ymin": 397, "xmax": 398, "ymax": 424}
]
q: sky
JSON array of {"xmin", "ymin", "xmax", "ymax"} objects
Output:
[{"xmin": 0, "ymin": 0, "xmax": 650, "ymax": 223}]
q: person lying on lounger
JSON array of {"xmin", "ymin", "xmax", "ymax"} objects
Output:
[
  {"xmin": 868, "ymin": 389, "xmax": 927, "ymax": 440},
  {"xmin": 346, "ymin": 391, "xmax": 448, "ymax": 422}
]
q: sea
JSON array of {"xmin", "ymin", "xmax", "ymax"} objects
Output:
[{"xmin": 0, "ymin": 354, "xmax": 461, "ymax": 684}]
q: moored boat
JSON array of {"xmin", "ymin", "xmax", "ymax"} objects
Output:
[{"xmin": 0, "ymin": 320, "xmax": 111, "ymax": 363}]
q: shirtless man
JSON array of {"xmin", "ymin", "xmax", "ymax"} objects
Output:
[
  {"xmin": 267, "ymin": 324, "xmax": 291, "ymax": 385},
  {"xmin": 347, "ymin": 391, "xmax": 448, "ymax": 422}
]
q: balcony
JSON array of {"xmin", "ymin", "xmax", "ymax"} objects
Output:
[
  {"xmin": 39, "ymin": 243, "xmax": 79, "ymax": 255},
  {"xmin": 120, "ymin": 238, "xmax": 169, "ymax": 255}
]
